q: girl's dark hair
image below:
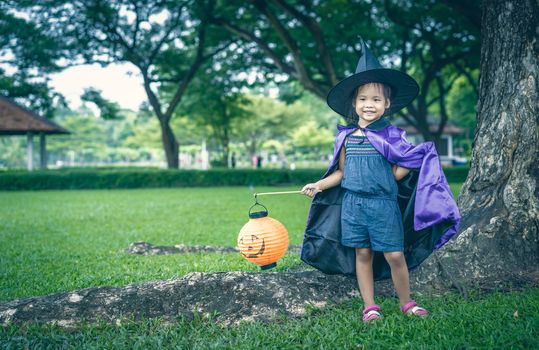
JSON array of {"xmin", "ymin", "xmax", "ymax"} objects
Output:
[{"xmin": 344, "ymin": 82, "xmax": 393, "ymax": 126}]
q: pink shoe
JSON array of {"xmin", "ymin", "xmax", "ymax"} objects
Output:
[
  {"xmin": 401, "ymin": 300, "xmax": 428, "ymax": 317},
  {"xmin": 362, "ymin": 304, "xmax": 382, "ymax": 322}
]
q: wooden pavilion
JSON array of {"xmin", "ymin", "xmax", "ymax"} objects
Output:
[{"xmin": 0, "ymin": 95, "xmax": 70, "ymax": 170}]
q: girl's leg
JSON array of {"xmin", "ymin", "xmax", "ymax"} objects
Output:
[
  {"xmin": 383, "ymin": 251, "xmax": 410, "ymax": 306},
  {"xmin": 355, "ymin": 248, "xmax": 375, "ymax": 306}
]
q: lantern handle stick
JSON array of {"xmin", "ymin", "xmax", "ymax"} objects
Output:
[{"xmin": 254, "ymin": 190, "xmax": 303, "ymax": 197}]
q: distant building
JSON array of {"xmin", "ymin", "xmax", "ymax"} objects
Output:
[
  {"xmin": 392, "ymin": 116, "xmax": 467, "ymax": 166},
  {"xmin": 0, "ymin": 96, "xmax": 70, "ymax": 170}
]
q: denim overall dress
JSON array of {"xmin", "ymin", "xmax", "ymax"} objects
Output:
[{"xmin": 340, "ymin": 134, "xmax": 404, "ymax": 251}]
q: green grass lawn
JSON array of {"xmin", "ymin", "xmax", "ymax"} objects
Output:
[
  {"xmin": 2, "ymin": 184, "xmax": 538, "ymax": 349},
  {"xmin": 0, "ymin": 186, "xmax": 312, "ymax": 301},
  {"xmin": 2, "ymin": 290, "xmax": 538, "ymax": 349},
  {"xmin": 0, "ymin": 185, "xmax": 463, "ymax": 301}
]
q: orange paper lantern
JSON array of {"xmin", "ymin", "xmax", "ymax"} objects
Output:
[{"xmin": 237, "ymin": 205, "xmax": 289, "ymax": 270}]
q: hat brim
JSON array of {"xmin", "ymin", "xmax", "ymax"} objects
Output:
[{"xmin": 327, "ymin": 69, "xmax": 419, "ymax": 118}]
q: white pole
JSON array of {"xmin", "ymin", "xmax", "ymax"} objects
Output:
[
  {"xmin": 27, "ymin": 132, "xmax": 33, "ymax": 171},
  {"xmin": 201, "ymin": 140, "xmax": 209, "ymax": 170},
  {"xmin": 40, "ymin": 133, "xmax": 47, "ymax": 169},
  {"xmin": 254, "ymin": 190, "xmax": 303, "ymax": 196}
]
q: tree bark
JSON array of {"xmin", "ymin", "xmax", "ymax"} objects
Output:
[
  {"xmin": 412, "ymin": 0, "xmax": 539, "ymax": 290},
  {"xmin": 77, "ymin": 1, "xmax": 226, "ymax": 169},
  {"xmin": 222, "ymin": 140, "xmax": 230, "ymax": 167},
  {"xmin": 160, "ymin": 119, "xmax": 179, "ymax": 168},
  {"xmin": 0, "ymin": 271, "xmax": 363, "ymax": 327}
]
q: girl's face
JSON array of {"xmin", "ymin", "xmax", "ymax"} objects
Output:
[{"xmin": 353, "ymin": 83, "xmax": 390, "ymax": 127}]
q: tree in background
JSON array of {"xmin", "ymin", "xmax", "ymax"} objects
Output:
[
  {"xmin": 447, "ymin": 72, "xmax": 479, "ymax": 157},
  {"xmin": 21, "ymin": 0, "xmax": 235, "ymax": 168},
  {"xmin": 179, "ymin": 87, "xmax": 251, "ymax": 167},
  {"xmin": 81, "ymin": 88, "xmax": 123, "ymax": 120},
  {"xmin": 209, "ymin": 0, "xmax": 479, "ymax": 146},
  {"xmin": 128, "ymin": 108, "xmax": 203, "ymax": 164},
  {"xmin": 382, "ymin": 0, "xmax": 479, "ymax": 146},
  {"xmin": 5, "ymin": 0, "xmax": 480, "ymax": 166},
  {"xmin": 0, "ymin": 1, "xmax": 68, "ymax": 118},
  {"xmin": 41, "ymin": 106, "xmax": 163, "ymax": 166},
  {"xmin": 170, "ymin": 50, "xmax": 254, "ymax": 167},
  {"xmin": 47, "ymin": 108, "xmax": 109, "ymax": 164},
  {"xmin": 291, "ymin": 120, "xmax": 334, "ymax": 160},
  {"xmin": 233, "ymin": 94, "xmax": 312, "ymax": 165}
]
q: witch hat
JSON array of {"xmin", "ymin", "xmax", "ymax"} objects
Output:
[{"xmin": 327, "ymin": 38, "xmax": 419, "ymax": 123}]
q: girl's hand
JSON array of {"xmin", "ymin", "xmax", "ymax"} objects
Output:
[{"xmin": 301, "ymin": 183, "xmax": 322, "ymax": 197}]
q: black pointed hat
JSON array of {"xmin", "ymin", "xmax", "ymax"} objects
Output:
[{"xmin": 327, "ymin": 38, "xmax": 419, "ymax": 122}]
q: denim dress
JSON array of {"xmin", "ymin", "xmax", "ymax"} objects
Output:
[{"xmin": 340, "ymin": 135, "xmax": 404, "ymax": 251}]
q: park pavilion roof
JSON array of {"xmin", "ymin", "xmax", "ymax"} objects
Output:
[{"xmin": 0, "ymin": 95, "xmax": 70, "ymax": 136}]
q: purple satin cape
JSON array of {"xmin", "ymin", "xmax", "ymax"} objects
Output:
[{"xmin": 300, "ymin": 117, "xmax": 461, "ymax": 280}]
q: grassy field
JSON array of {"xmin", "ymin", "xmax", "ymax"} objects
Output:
[
  {"xmin": 0, "ymin": 184, "xmax": 463, "ymax": 301},
  {"xmin": 2, "ymin": 289, "xmax": 538, "ymax": 349},
  {"xmin": 2, "ymin": 184, "xmax": 538, "ymax": 349},
  {"xmin": 0, "ymin": 186, "xmax": 312, "ymax": 301}
]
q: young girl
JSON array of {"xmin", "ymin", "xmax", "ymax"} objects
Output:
[{"xmin": 300, "ymin": 39, "xmax": 461, "ymax": 322}]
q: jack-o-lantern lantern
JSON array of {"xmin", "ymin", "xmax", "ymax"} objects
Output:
[{"xmin": 237, "ymin": 203, "xmax": 289, "ymax": 270}]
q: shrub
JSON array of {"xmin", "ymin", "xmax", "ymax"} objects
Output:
[{"xmin": 0, "ymin": 166, "xmax": 469, "ymax": 190}]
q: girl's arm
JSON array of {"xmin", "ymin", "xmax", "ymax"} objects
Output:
[
  {"xmin": 392, "ymin": 164, "xmax": 410, "ymax": 181},
  {"xmin": 302, "ymin": 144, "xmax": 346, "ymax": 197}
]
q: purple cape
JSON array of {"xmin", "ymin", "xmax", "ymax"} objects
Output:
[{"xmin": 300, "ymin": 117, "xmax": 461, "ymax": 280}]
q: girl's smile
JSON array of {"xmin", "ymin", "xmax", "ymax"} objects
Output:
[{"xmin": 354, "ymin": 83, "xmax": 391, "ymax": 127}]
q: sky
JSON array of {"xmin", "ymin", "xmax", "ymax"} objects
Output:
[
  {"xmin": 47, "ymin": 62, "xmax": 282, "ymax": 113},
  {"xmin": 5, "ymin": 8, "xmax": 146, "ymax": 111},
  {"xmin": 49, "ymin": 63, "xmax": 147, "ymax": 111}
]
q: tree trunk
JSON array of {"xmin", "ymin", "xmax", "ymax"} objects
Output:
[
  {"xmin": 222, "ymin": 128, "xmax": 230, "ymax": 168},
  {"xmin": 248, "ymin": 135, "xmax": 257, "ymax": 166},
  {"xmin": 413, "ymin": 0, "xmax": 539, "ymax": 290},
  {"xmin": 160, "ymin": 120, "xmax": 179, "ymax": 168},
  {"xmin": 222, "ymin": 145, "xmax": 229, "ymax": 168}
]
